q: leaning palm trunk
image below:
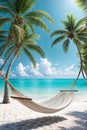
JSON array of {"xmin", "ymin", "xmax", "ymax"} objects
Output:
[
  {"xmin": 75, "ymin": 0, "xmax": 87, "ymax": 78},
  {"xmin": 75, "ymin": 42, "xmax": 87, "ymax": 81},
  {"xmin": 0, "ymin": 70, "xmax": 25, "ymax": 100},
  {"xmin": 0, "ymin": 47, "xmax": 16, "ymax": 71},
  {"xmin": 3, "ymin": 51, "xmax": 18, "ymax": 103}
]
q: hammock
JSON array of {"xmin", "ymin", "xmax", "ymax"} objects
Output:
[
  {"xmin": 0, "ymin": 70, "xmax": 78, "ymax": 113},
  {"xmin": 10, "ymin": 85, "xmax": 78, "ymax": 113}
]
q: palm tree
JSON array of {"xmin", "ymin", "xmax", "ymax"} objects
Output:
[
  {"xmin": 0, "ymin": 0, "xmax": 53, "ymax": 56},
  {"xmin": 2, "ymin": 26, "xmax": 45, "ymax": 103},
  {"xmin": 75, "ymin": 0, "xmax": 87, "ymax": 13},
  {"xmin": 51, "ymin": 14, "xmax": 87, "ymax": 82},
  {"xmin": 81, "ymin": 41, "xmax": 87, "ymax": 77},
  {"xmin": 0, "ymin": 30, "xmax": 7, "ymax": 40},
  {"xmin": 0, "ymin": 0, "xmax": 53, "ymax": 103},
  {"xmin": 75, "ymin": 0, "xmax": 87, "ymax": 78}
]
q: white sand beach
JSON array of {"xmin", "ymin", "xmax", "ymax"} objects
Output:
[{"xmin": 0, "ymin": 94, "xmax": 87, "ymax": 130}]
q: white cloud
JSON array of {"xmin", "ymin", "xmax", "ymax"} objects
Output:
[
  {"xmin": 57, "ymin": 64, "xmax": 78, "ymax": 78},
  {"xmin": 15, "ymin": 58, "xmax": 78, "ymax": 78},
  {"xmin": 39, "ymin": 58, "xmax": 58, "ymax": 77},
  {"xmin": 16, "ymin": 63, "xmax": 29, "ymax": 77},
  {"xmin": 0, "ymin": 58, "xmax": 4, "ymax": 65},
  {"xmin": 26, "ymin": 63, "xmax": 43, "ymax": 77}
]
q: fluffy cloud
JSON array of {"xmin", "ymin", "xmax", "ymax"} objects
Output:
[
  {"xmin": 57, "ymin": 64, "xmax": 78, "ymax": 78},
  {"xmin": 15, "ymin": 58, "xmax": 78, "ymax": 78},
  {"xmin": 39, "ymin": 58, "xmax": 58, "ymax": 76},
  {"xmin": 16, "ymin": 63, "xmax": 29, "ymax": 77},
  {"xmin": 25, "ymin": 63, "xmax": 43, "ymax": 77},
  {"xmin": 0, "ymin": 58, "xmax": 4, "ymax": 65}
]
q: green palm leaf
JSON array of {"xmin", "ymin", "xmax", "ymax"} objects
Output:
[
  {"xmin": 51, "ymin": 35, "xmax": 66, "ymax": 47},
  {"xmin": 25, "ymin": 44, "xmax": 45, "ymax": 58},
  {"xmin": 16, "ymin": 0, "xmax": 37, "ymax": 14},
  {"xmin": 13, "ymin": 24, "xmax": 24, "ymax": 43},
  {"xmin": 23, "ymin": 47, "xmax": 36, "ymax": 67},
  {"xmin": 0, "ymin": 30, "xmax": 7, "ymax": 34},
  {"xmin": 51, "ymin": 30, "xmax": 67, "ymax": 37},
  {"xmin": 24, "ymin": 39, "xmax": 37, "ymax": 45},
  {"xmin": 0, "ymin": 5, "xmax": 15, "ymax": 17},
  {"xmin": 0, "ymin": 17, "xmax": 12, "ymax": 26},
  {"xmin": 27, "ymin": 16, "xmax": 49, "ymax": 32},
  {"xmin": 25, "ymin": 10, "xmax": 53, "ymax": 23},
  {"xmin": 75, "ymin": 17, "xmax": 86, "ymax": 29},
  {"xmin": 4, "ymin": 45, "xmax": 15, "ymax": 59},
  {"xmin": 75, "ymin": 0, "xmax": 87, "ymax": 13},
  {"xmin": 26, "ymin": 33, "xmax": 39, "ymax": 39},
  {"xmin": 63, "ymin": 39, "xmax": 70, "ymax": 53}
]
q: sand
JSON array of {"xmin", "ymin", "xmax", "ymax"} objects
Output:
[{"xmin": 0, "ymin": 94, "xmax": 87, "ymax": 130}]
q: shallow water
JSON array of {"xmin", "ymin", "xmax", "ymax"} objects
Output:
[{"xmin": 0, "ymin": 78, "xmax": 87, "ymax": 100}]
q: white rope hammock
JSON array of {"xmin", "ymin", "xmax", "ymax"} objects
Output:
[
  {"xmin": 0, "ymin": 70, "xmax": 78, "ymax": 113},
  {"xmin": 10, "ymin": 86, "xmax": 78, "ymax": 113}
]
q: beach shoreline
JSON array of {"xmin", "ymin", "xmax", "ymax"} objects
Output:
[{"xmin": 0, "ymin": 94, "xmax": 87, "ymax": 130}]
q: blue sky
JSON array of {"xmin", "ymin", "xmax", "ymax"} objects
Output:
[{"xmin": 0, "ymin": 0, "xmax": 85, "ymax": 78}]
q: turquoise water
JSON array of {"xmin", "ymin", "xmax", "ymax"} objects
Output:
[{"xmin": 0, "ymin": 78, "xmax": 87, "ymax": 100}]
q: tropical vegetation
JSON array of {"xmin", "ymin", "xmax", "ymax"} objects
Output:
[
  {"xmin": 0, "ymin": 0, "xmax": 53, "ymax": 103},
  {"xmin": 75, "ymin": 0, "xmax": 87, "ymax": 78},
  {"xmin": 51, "ymin": 14, "xmax": 87, "ymax": 82},
  {"xmin": 0, "ymin": 0, "xmax": 53, "ymax": 56}
]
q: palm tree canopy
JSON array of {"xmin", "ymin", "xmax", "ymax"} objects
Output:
[
  {"xmin": 51, "ymin": 14, "xmax": 87, "ymax": 80},
  {"xmin": 51, "ymin": 14, "xmax": 87, "ymax": 53},
  {"xmin": 75, "ymin": 0, "xmax": 87, "ymax": 14},
  {"xmin": 0, "ymin": 0, "xmax": 53, "ymax": 32},
  {"xmin": 0, "ymin": 0, "xmax": 53, "ymax": 57},
  {"xmin": 3, "ymin": 26, "xmax": 45, "ymax": 68},
  {"xmin": 81, "ymin": 41, "xmax": 87, "ymax": 76},
  {"xmin": 0, "ymin": 29, "xmax": 7, "ymax": 51}
]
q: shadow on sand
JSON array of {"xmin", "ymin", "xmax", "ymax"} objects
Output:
[
  {"xmin": 59, "ymin": 111, "xmax": 87, "ymax": 130},
  {"xmin": 0, "ymin": 116, "xmax": 67, "ymax": 130}
]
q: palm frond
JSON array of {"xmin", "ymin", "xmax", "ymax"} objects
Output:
[
  {"xmin": 26, "ymin": 33, "xmax": 39, "ymax": 39},
  {"xmin": 21, "ymin": 0, "xmax": 37, "ymax": 14},
  {"xmin": 4, "ymin": 45, "xmax": 15, "ymax": 59},
  {"xmin": 25, "ymin": 21, "xmax": 35, "ymax": 33},
  {"xmin": 0, "ymin": 43, "xmax": 6, "ymax": 53},
  {"xmin": 13, "ymin": 24, "xmax": 24, "ymax": 43},
  {"xmin": 0, "ymin": 17, "xmax": 12, "ymax": 26},
  {"xmin": 75, "ymin": 17, "xmax": 86, "ymax": 29},
  {"xmin": 14, "ymin": 0, "xmax": 37, "ymax": 14},
  {"xmin": 23, "ymin": 47, "xmax": 36, "ymax": 67},
  {"xmin": 25, "ymin": 10, "xmax": 53, "ymax": 23},
  {"xmin": 73, "ymin": 38, "xmax": 83, "ymax": 49},
  {"xmin": 0, "ymin": 35, "xmax": 7, "ymax": 42},
  {"xmin": 0, "ymin": 5, "xmax": 15, "ymax": 17},
  {"xmin": 24, "ymin": 44, "xmax": 45, "ymax": 58},
  {"xmin": 75, "ymin": 0, "xmax": 87, "ymax": 13},
  {"xmin": 26, "ymin": 16, "xmax": 49, "ymax": 32},
  {"xmin": 51, "ymin": 35, "xmax": 66, "ymax": 47},
  {"xmin": 63, "ymin": 39, "xmax": 70, "ymax": 53},
  {"xmin": 51, "ymin": 30, "xmax": 67, "ymax": 37},
  {"xmin": 24, "ymin": 39, "xmax": 37, "ymax": 45},
  {"xmin": 62, "ymin": 14, "xmax": 76, "ymax": 31},
  {"xmin": 0, "ymin": 0, "xmax": 16, "ymax": 13},
  {"xmin": 0, "ymin": 30, "xmax": 7, "ymax": 34}
]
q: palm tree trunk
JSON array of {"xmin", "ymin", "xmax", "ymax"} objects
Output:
[
  {"xmin": 0, "ymin": 70, "xmax": 24, "ymax": 98},
  {"xmin": 0, "ymin": 71, "xmax": 15, "ymax": 92},
  {"xmin": 0, "ymin": 42, "xmax": 9, "ymax": 57},
  {"xmin": 73, "ymin": 67, "xmax": 82, "ymax": 86},
  {"xmin": 3, "ymin": 51, "xmax": 18, "ymax": 103},
  {"xmin": 76, "ymin": 43, "xmax": 87, "ymax": 81},
  {"xmin": 0, "ymin": 47, "xmax": 16, "ymax": 71}
]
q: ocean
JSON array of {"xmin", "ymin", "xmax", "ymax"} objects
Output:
[{"xmin": 0, "ymin": 78, "xmax": 87, "ymax": 101}]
